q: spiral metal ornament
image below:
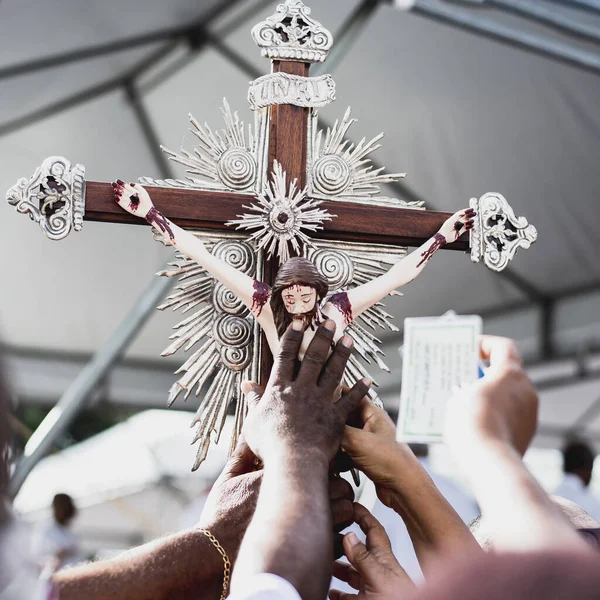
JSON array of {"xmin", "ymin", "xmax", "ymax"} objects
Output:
[
  {"xmin": 217, "ymin": 147, "xmax": 257, "ymax": 190},
  {"xmin": 212, "ymin": 240, "xmax": 256, "ymax": 274},
  {"xmin": 313, "ymin": 155, "xmax": 352, "ymax": 196},
  {"xmin": 213, "ymin": 315, "xmax": 253, "ymax": 349},
  {"xmin": 220, "ymin": 345, "xmax": 252, "ymax": 371},
  {"xmin": 213, "ymin": 316, "xmax": 253, "ymax": 371},
  {"xmin": 212, "ymin": 283, "xmax": 249, "ymax": 316},
  {"xmin": 310, "ymin": 248, "xmax": 354, "ymax": 290}
]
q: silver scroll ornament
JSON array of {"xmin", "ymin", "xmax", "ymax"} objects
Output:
[
  {"xmin": 307, "ymin": 107, "xmax": 423, "ymax": 208},
  {"xmin": 251, "ymin": 0, "xmax": 334, "ymax": 63},
  {"xmin": 470, "ymin": 193, "xmax": 538, "ymax": 272},
  {"xmin": 140, "ymin": 100, "xmax": 261, "ymax": 194},
  {"xmin": 6, "ymin": 156, "xmax": 85, "ymax": 241},
  {"xmin": 248, "ymin": 73, "xmax": 336, "ymax": 110}
]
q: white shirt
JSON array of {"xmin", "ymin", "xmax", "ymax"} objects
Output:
[
  {"xmin": 32, "ymin": 521, "xmax": 83, "ymax": 570},
  {"xmin": 228, "ymin": 573, "xmax": 300, "ymax": 600},
  {"xmin": 554, "ymin": 474, "xmax": 600, "ymax": 522}
]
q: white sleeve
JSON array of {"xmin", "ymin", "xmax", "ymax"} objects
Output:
[{"xmin": 228, "ymin": 573, "xmax": 302, "ymax": 600}]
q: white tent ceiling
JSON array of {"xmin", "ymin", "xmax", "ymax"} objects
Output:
[{"xmin": 1, "ymin": 0, "xmax": 600, "ymax": 452}]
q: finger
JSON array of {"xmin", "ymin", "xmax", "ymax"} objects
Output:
[
  {"xmin": 272, "ymin": 320, "xmax": 305, "ymax": 382},
  {"xmin": 222, "ymin": 436, "xmax": 257, "ymax": 478},
  {"xmin": 332, "ymin": 560, "xmax": 361, "ymax": 590},
  {"xmin": 331, "ymin": 499, "xmax": 354, "ymax": 532},
  {"xmin": 296, "ymin": 320, "xmax": 337, "ymax": 385},
  {"xmin": 343, "ymin": 532, "xmax": 380, "ymax": 577},
  {"xmin": 336, "ymin": 378, "xmax": 371, "ymax": 422},
  {"xmin": 241, "ymin": 380, "xmax": 263, "ymax": 409},
  {"xmin": 479, "ymin": 335, "xmax": 522, "ymax": 368},
  {"xmin": 318, "ymin": 336, "xmax": 354, "ymax": 396},
  {"xmin": 329, "ymin": 477, "xmax": 354, "ymax": 502},
  {"xmin": 353, "ymin": 503, "xmax": 393, "ymax": 554},
  {"xmin": 330, "ymin": 450, "xmax": 355, "ymax": 473},
  {"xmin": 329, "ymin": 589, "xmax": 357, "ymax": 600}
]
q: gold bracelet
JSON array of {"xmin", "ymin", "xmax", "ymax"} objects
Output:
[{"xmin": 201, "ymin": 529, "xmax": 231, "ymax": 600}]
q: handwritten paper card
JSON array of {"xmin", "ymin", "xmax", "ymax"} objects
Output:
[{"xmin": 397, "ymin": 315, "xmax": 482, "ymax": 442}]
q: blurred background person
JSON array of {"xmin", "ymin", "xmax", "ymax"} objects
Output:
[
  {"xmin": 554, "ymin": 440, "xmax": 600, "ymax": 521},
  {"xmin": 33, "ymin": 493, "xmax": 83, "ymax": 572}
]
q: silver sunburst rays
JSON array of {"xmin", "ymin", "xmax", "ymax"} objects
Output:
[{"xmin": 227, "ymin": 160, "xmax": 334, "ymax": 264}]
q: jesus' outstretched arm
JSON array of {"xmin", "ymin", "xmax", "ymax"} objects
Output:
[
  {"xmin": 112, "ymin": 181, "xmax": 274, "ymax": 328},
  {"xmin": 337, "ymin": 208, "xmax": 476, "ymax": 323}
]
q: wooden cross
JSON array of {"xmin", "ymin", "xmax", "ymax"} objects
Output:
[{"xmin": 6, "ymin": 0, "xmax": 536, "ymax": 466}]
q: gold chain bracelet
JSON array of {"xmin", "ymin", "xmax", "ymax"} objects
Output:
[{"xmin": 201, "ymin": 529, "xmax": 231, "ymax": 600}]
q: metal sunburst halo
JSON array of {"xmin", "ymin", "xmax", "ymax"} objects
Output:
[{"xmin": 227, "ymin": 160, "xmax": 335, "ymax": 264}]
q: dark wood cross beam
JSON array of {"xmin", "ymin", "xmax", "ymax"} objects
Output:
[{"xmin": 83, "ymin": 178, "xmax": 468, "ymax": 251}]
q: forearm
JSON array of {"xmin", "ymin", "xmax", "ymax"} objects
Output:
[
  {"xmin": 152, "ymin": 215, "xmax": 259, "ymax": 310},
  {"xmin": 232, "ymin": 451, "xmax": 332, "ymax": 600},
  {"xmin": 54, "ymin": 529, "xmax": 223, "ymax": 600},
  {"xmin": 386, "ymin": 444, "xmax": 478, "ymax": 567},
  {"xmin": 465, "ymin": 440, "xmax": 585, "ymax": 552},
  {"xmin": 347, "ymin": 234, "xmax": 446, "ymax": 318}
]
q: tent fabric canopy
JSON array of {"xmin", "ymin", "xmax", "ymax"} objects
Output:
[{"xmin": 1, "ymin": 0, "xmax": 600, "ymax": 449}]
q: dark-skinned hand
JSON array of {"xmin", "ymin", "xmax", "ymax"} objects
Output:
[{"xmin": 240, "ymin": 319, "xmax": 371, "ymax": 465}]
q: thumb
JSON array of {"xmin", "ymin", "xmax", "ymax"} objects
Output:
[
  {"xmin": 343, "ymin": 532, "xmax": 380, "ymax": 578},
  {"xmin": 341, "ymin": 424, "xmax": 369, "ymax": 458},
  {"xmin": 241, "ymin": 380, "xmax": 263, "ymax": 410},
  {"xmin": 222, "ymin": 436, "xmax": 256, "ymax": 479}
]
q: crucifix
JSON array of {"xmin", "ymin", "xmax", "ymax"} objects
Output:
[{"xmin": 6, "ymin": 0, "xmax": 537, "ymax": 470}]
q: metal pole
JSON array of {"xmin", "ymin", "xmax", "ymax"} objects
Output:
[
  {"xmin": 0, "ymin": 0, "xmax": 245, "ymax": 81},
  {"xmin": 542, "ymin": 0, "xmax": 600, "ymax": 17},
  {"xmin": 8, "ymin": 272, "xmax": 175, "ymax": 499},
  {"xmin": 124, "ymin": 82, "xmax": 175, "ymax": 180},
  {"xmin": 486, "ymin": 0, "xmax": 600, "ymax": 44},
  {"xmin": 401, "ymin": 0, "xmax": 600, "ymax": 76},
  {"xmin": 314, "ymin": 0, "xmax": 381, "ymax": 76}
]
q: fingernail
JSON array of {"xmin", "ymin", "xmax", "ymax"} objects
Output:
[
  {"xmin": 292, "ymin": 320, "xmax": 303, "ymax": 331},
  {"xmin": 324, "ymin": 319, "xmax": 336, "ymax": 331},
  {"xmin": 116, "ymin": 179, "xmax": 125, "ymax": 186},
  {"xmin": 346, "ymin": 532, "xmax": 360, "ymax": 547},
  {"xmin": 362, "ymin": 377, "xmax": 372, "ymax": 387},
  {"xmin": 341, "ymin": 335, "xmax": 353, "ymax": 348}
]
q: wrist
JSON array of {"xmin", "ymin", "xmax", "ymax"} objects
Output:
[
  {"xmin": 263, "ymin": 444, "xmax": 331, "ymax": 472},
  {"xmin": 433, "ymin": 231, "xmax": 448, "ymax": 245}
]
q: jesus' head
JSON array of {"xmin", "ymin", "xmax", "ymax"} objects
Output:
[{"xmin": 270, "ymin": 257, "xmax": 329, "ymax": 337}]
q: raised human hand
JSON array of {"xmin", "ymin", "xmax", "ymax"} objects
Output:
[
  {"xmin": 438, "ymin": 207, "xmax": 476, "ymax": 242},
  {"xmin": 240, "ymin": 320, "xmax": 371, "ymax": 465},
  {"xmin": 113, "ymin": 180, "xmax": 175, "ymax": 242},
  {"xmin": 341, "ymin": 398, "xmax": 407, "ymax": 509},
  {"xmin": 330, "ymin": 503, "xmax": 412, "ymax": 600},
  {"xmin": 444, "ymin": 335, "xmax": 538, "ymax": 462}
]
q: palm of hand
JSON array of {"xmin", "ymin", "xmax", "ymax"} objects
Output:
[
  {"xmin": 112, "ymin": 181, "xmax": 154, "ymax": 217},
  {"xmin": 439, "ymin": 208, "xmax": 476, "ymax": 241}
]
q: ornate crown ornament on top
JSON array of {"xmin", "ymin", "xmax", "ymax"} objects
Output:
[{"xmin": 251, "ymin": 0, "xmax": 334, "ymax": 63}]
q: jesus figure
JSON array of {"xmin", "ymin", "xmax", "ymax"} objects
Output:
[{"xmin": 113, "ymin": 180, "xmax": 475, "ymax": 360}]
